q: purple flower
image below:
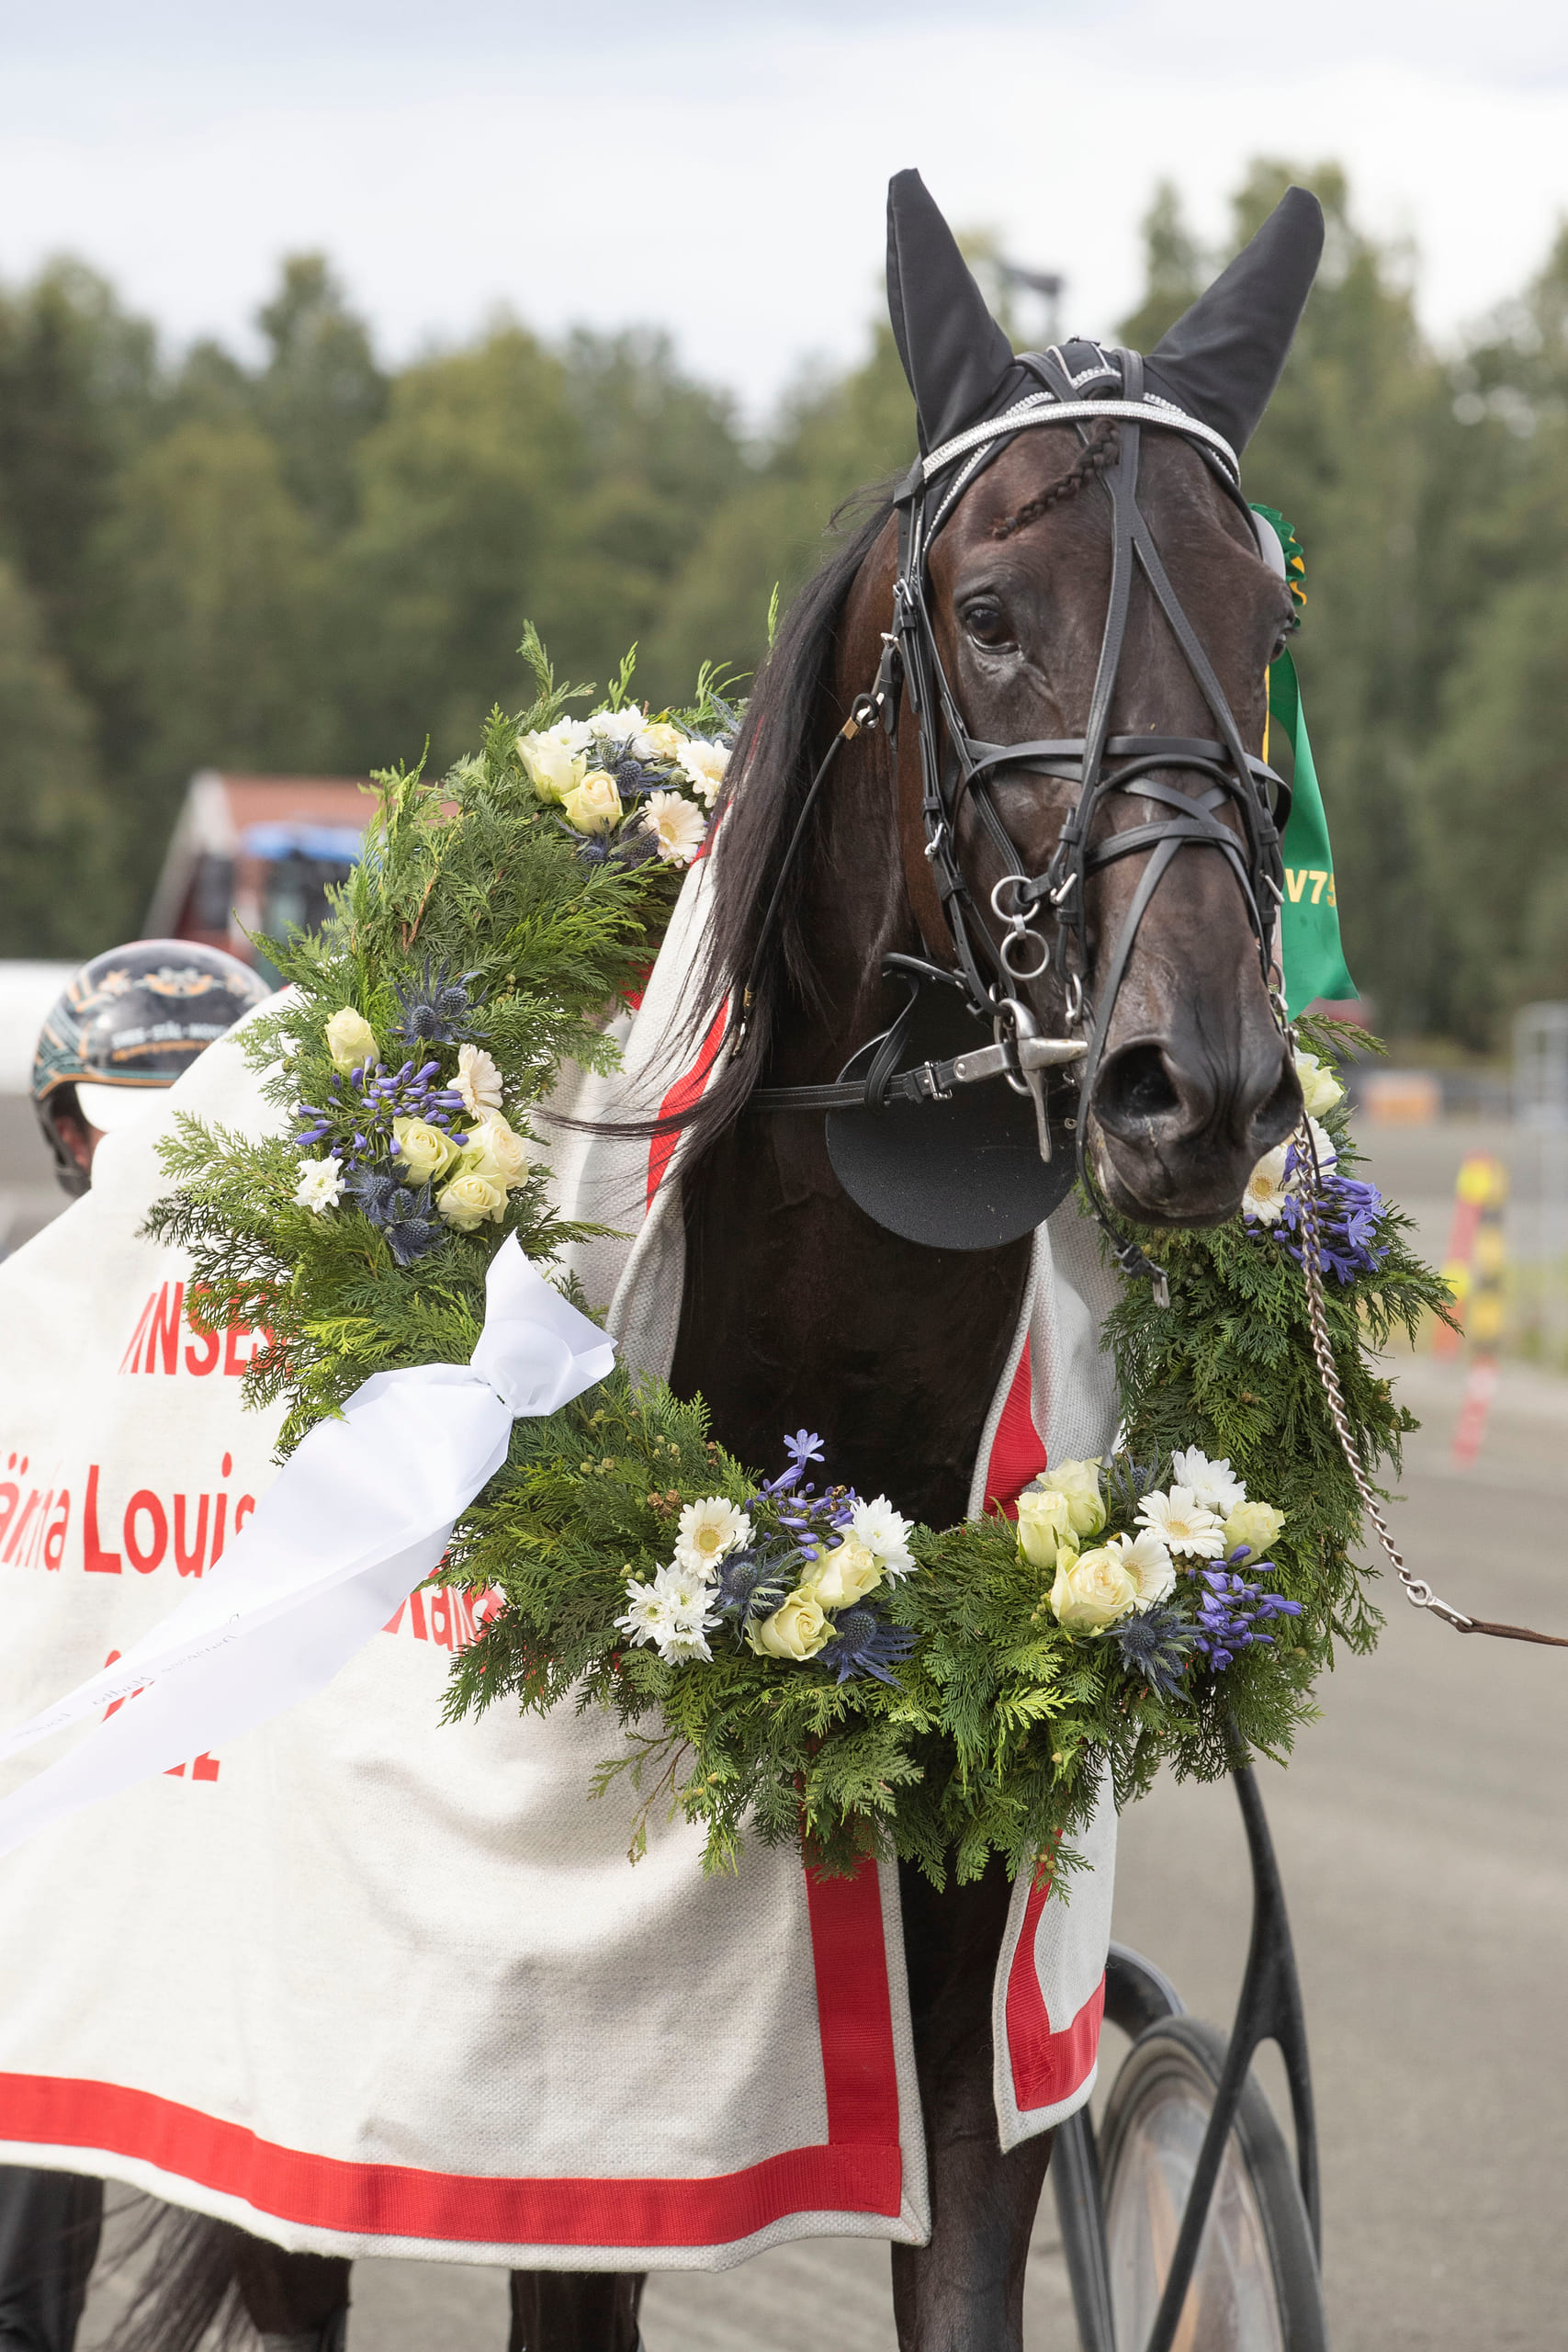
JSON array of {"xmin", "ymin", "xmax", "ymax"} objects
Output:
[
  {"xmin": 1247, "ymin": 1148, "xmax": 1387, "ymax": 1285},
  {"xmin": 1191, "ymin": 1566, "xmax": 1302, "ymax": 1671}
]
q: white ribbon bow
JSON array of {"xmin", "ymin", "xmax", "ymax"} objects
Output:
[{"xmin": 0, "ymin": 1238, "xmax": 615, "ymax": 1860}]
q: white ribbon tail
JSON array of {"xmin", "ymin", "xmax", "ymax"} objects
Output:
[{"xmin": 0, "ymin": 1238, "xmax": 614, "ymax": 1860}]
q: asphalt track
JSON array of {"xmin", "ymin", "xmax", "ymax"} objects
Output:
[{"xmin": 58, "ymin": 1107, "xmax": 1568, "ymax": 2347}]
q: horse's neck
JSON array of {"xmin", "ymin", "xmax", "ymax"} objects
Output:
[{"xmin": 669, "ymin": 742, "xmax": 1032, "ymax": 1527}]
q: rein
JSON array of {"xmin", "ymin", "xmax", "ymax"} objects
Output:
[{"xmin": 746, "ymin": 341, "xmax": 1292, "ymax": 1300}]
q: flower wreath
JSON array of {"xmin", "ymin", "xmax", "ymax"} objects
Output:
[{"xmin": 151, "ymin": 636, "xmax": 1449, "ymax": 1888}]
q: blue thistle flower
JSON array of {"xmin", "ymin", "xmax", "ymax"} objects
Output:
[
  {"xmin": 344, "ymin": 1167, "xmax": 443, "ymax": 1265},
  {"xmin": 1102, "ymin": 1450, "xmax": 1160, "ymax": 1521},
  {"xmin": 391, "ymin": 956, "xmax": 486, "ymax": 1047},
  {"xmin": 713, "ymin": 1546, "xmax": 795, "ymax": 1632},
  {"xmin": 818, "ymin": 1604, "xmax": 918, "ymax": 1687},
  {"xmin": 1109, "ymin": 1604, "xmax": 1198, "ymax": 1699}
]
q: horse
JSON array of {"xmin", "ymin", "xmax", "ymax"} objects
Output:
[{"xmin": 116, "ymin": 167, "xmax": 1319, "ymax": 2352}]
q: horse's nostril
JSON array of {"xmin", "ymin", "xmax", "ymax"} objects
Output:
[
  {"xmin": 1095, "ymin": 1043, "xmax": 1181, "ymax": 1134},
  {"xmin": 1252, "ymin": 1061, "xmax": 1303, "ymax": 1151}
]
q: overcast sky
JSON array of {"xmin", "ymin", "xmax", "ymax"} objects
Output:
[{"xmin": 3, "ymin": 0, "xmax": 1566, "ymax": 422}]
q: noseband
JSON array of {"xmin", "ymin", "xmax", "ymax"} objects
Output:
[{"xmin": 748, "ymin": 344, "xmax": 1294, "ymax": 1297}]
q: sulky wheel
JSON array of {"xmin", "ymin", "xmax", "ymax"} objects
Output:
[{"xmin": 1097, "ymin": 2016, "xmax": 1327, "ymax": 2352}]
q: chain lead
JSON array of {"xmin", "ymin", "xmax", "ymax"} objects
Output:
[{"xmin": 1293, "ymin": 1124, "xmax": 1474, "ymax": 1630}]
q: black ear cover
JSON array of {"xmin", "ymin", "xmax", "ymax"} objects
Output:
[
  {"xmin": 886, "ymin": 168, "xmax": 1020, "ymax": 453},
  {"xmin": 1144, "ymin": 187, "xmax": 1325, "ymax": 454}
]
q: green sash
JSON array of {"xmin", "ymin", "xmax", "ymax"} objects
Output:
[{"xmin": 1252, "ymin": 506, "xmax": 1357, "ymax": 1014}]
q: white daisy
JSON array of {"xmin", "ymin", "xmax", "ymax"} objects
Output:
[
  {"xmin": 1107, "ymin": 1529, "xmax": 1177, "ymax": 1609},
  {"xmin": 1304, "ymin": 1115, "xmax": 1338, "ymax": 1174},
  {"xmin": 588, "ymin": 705, "xmax": 645, "ymax": 744},
  {"xmin": 1169, "ymin": 1447, "xmax": 1246, "ymax": 1517},
  {"xmin": 676, "ymin": 738, "xmax": 730, "ymax": 807},
  {"xmin": 849, "ymin": 1495, "xmax": 917, "ymax": 1578},
  {"xmin": 294, "ymin": 1156, "xmax": 344, "ymax": 1214},
  {"xmin": 455, "ymin": 1042, "xmax": 503, "ymax": 1118},
  {"xmin": 1242, "ymin": 1143, "xmax": 1292, "ymax": 1225},
  {"xmin": 642, "ymin": 789, "xmax": 708, "ymax": 865},
  {"xmin": 615, "ymin": 1578, "xmax": 680, "ymax": 1648},
  {"xmin": 1136, "ymin": 1486, "xmax": 1227, "ymax": 1561},
  {"xmin": 615, "ymin": 1566, "xmax": 718, "ymax": 1665},
  {"xmin": 673, "ymin": 1495, "xmax": 750, "ymax": 1575}
]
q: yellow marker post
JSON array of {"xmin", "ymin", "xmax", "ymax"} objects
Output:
[{"xmin": 1451, "ymin": 1156, "xmax": 1508, "ymax": 1467}]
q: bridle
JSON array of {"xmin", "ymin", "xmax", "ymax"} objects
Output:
[
  {"xmin": 746, "ymin": 342, "xmax": 1294, "ymax": 1298},
  {"xmin": 742, "ymin": 340, "xmax": 1568, "ymax": 1653}
]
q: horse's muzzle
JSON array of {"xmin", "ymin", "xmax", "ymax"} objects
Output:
[{"xmin": 1088, "ymin": 1030, "xmax": 1302, "ymax": 1227}]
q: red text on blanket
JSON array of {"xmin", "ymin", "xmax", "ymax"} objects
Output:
[
  {"xmin": 118, "ymin": 1279, "xmax": 273, "ymax": 1380},
  {"xmin": 0, "ymin": 1452, "xmax": 257, "ymax": 1581}
]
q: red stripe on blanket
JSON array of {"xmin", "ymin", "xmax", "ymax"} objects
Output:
[
  {"xmin": 0, "ymin": 1863, "xmax": 904, "ymax": 2245},
  {"xmin": 806, "ymin": 1859, "xmax": 902, "ymax": 2147},
  {"xmin": 1004, "ymin": 1875, "xmax": 1104, "ymax": 2112},
  {"xmin": 646, "ymin": 1002, "xmax": 729, "ymax": 1209},
  {"xmin": 984, "ymin": 1340, "xmax": 1047, "ymax": 1518}
]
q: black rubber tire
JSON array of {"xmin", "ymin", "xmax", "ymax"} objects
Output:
[{"xmin": 1097, "ymin": 2016, "xmax": 1328, "ymax": 2352}]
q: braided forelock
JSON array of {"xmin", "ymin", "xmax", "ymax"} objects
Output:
[{"xmin": 989, "ymin": 422, "xmax": 1120, "ymax": 542}]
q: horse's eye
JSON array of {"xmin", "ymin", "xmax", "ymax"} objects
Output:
[{"xmin": 963, "ymin": 599, "xmax": 1010, "ymax": 647}]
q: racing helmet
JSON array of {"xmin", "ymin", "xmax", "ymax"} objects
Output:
[{"xmin": 32, "ymin": 940, "xmax": 272, "ymax": 1196}]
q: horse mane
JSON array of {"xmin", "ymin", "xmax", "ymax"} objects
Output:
[{"xmin": 673, "ymin": 486, "xmax": 895, "ymax": 1159}]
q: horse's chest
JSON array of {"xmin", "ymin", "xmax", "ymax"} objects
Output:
[{"xmin": 671, "ymin": 1129, "xmax": 1030, "ymax": 1523}]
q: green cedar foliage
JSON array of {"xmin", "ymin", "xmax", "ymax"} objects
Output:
[{"xmin": 143, "ymin": 640, "xmax": 706, "ymax": 1455}]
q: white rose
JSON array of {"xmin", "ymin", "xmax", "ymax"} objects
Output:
[
  {"xmin": 392, "ymin": 1115, "xmax": 460, "ymax": 1185},
  {"xmin": 635, "ymin": 719, "xmax": 684, "ymax": 763},
  {"xmin": 1222, "ymin": 1499, "xmax": 1285, "ymax": 1559},
  {"xmin": 517, "ymin": 723, "xmax": 589, "ymax": 804},
  {"xmin": 459, "ymin": 1112, "xmax": 529, "ymax": 1192},
  {"xmin": 435, "ymin": 1170, "xmax": 507, "ymax": 1230},
  {"xmin": 748, "ymin": 1590, "xmax": 830, "ymax": 1661},
  {"xmin": 324, "ymin": 1007, "xmax": 378, "ymax": 1075},
  {"xmin": 1294, "ymin": 1050, "xmax": 1344, "ymax": 1118},
  {"xmin": 561, "ymin": 769, "xmax": 623, "ymax": 834},
  {"xmin": 1049, "ymin": 1546, "xmax": 1140, "ymax": 1632},
  {"xmin": 1036, "ymin": 1458, "xmax": 1106, "ymax": 1540},
  {"xmin": 804, "ymin": 1537, "xmax": 883, "ymax": 1610},
  {"xmin": 1016, "ymin": 1486, "xmax": 1074, "ymax": 1571}
]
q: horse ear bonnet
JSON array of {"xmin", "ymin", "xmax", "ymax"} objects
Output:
[
  {"xmin": 886, "ymin": 168, "xmax": 1324, "ymax": 456},
  {"xmin": 886, "ymin": 167, "xmax": 1026, "ymax": 453},
  {"xmin": 1144, "ymin": 187, "xmax": 1324, "ymax": 453}
]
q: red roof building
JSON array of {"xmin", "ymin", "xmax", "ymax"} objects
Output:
[{"xmin": 145, "ymin": 771, "xmax": 372, "ymax": 974}]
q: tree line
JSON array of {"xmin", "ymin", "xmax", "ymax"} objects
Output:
[{"xmin": 2, "ymin": 156, "xmax": 1565, "ymax": 1046}]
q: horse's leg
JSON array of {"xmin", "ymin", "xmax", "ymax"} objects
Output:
[
  {"xmin": 230, "ymin": 2234, "xmax": 351, "ymax": 2352},
  {"xmin": 507, "ymin": 2269, "xmax": 646, "ymax": 2351},
  {"xmin": 891, "ymin": 1854, "xmax": 1054, "ymax": 2352}
]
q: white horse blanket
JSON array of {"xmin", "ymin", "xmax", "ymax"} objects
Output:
[{"xmin": 0, "ymin": 856, "xmax": 1122, "ymax": 2267}]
